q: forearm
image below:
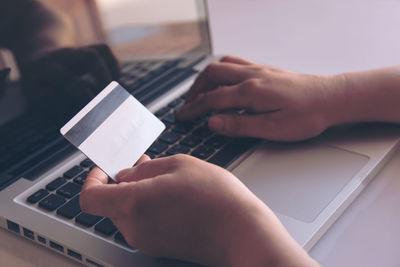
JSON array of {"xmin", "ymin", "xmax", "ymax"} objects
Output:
[{"xmin": 327, "ymin": 66, "xmax": 400, "ymax": 127}]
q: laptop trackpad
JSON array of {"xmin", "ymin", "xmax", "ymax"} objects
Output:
[{"xmin": 232, "ymin": 141, "xmax": 369, "ymax": 222}]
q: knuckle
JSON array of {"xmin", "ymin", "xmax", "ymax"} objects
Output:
[
  {"xmin": 238, "ymin": 79, "xmax": 257, "ymax": 95},
  {"xmin": 167, "ymin": 154, "xmax": 187, "ymax": 169},
  {"xmin": 224, "ymin": 115, "xmax": 242, "ymax": 134},
  {"xmin": 238, "ymin": 79, "xmax": 261, "ymax": 108},
  {"xmin": 204, "ymin": 62, "xmax": 220, "ymax": 75},
  {"xmin": 248, "ymin": 65, "xmax": 265, "ymax": 73},
  {"xmin": 221, "ymin": 55, "xmax": 234, "ymax": 62},
  {"xmin": 245, "ymin": 78, "xmax": 260, "ymax": 89}
]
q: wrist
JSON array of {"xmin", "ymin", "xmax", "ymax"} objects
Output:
[
  {"xmin": 323, "ymin": 68, "xmax": 400, "ymax": 127},
  {"xmin": 224, "ymin": 200, "xmax": 318, "ymax": 267},
  {"xmin": 318, "ymin": 73, "xmax": 352, "ymax": 129}
]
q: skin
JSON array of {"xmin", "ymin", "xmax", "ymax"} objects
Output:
[
  {"xmin": 81, "ymin": 155, "xmax": 319, "ymax": 267},
  {"xmin": 80, "ymin": 56, "xmax": 400, "ymax": 266},
  {"xmin": 176, "ymin": 56, "xmax": 400, "ymax": 141}
]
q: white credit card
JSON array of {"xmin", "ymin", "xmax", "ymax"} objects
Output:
[{"xmin": 60, "ymin": 81, "xmax": 165, "ymax": 180}]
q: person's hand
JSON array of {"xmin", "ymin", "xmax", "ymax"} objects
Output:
[
  {"xmin": 176, "ymin": 56, "xmax": 346, "ymax": 142},
  {"xmin": 21, "ymin": 44, "xmax": 120, "ymax": 121},
  {"xmin": 80, "ymin": 154, "xmax": 319, "ymax": 267}
]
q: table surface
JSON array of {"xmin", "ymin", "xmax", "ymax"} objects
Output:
[{"xmin": 2, "ymin": 1, "xmax": 400, "ymax": 266}]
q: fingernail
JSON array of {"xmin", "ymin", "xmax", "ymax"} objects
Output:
[{"xmin": 209, "ymin": 116, "xmax": 224, "ymax": 132}]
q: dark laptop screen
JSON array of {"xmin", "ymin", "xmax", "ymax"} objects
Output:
[{"xmin": 0, "ymin": 0, "xmax": 210, "ymax": 181}]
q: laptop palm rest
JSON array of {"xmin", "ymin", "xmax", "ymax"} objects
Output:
[{"xmin": 232, "ymin": 141, "xmax": 369, "ymax": 222}]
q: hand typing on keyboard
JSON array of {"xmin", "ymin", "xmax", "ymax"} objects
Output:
[
  {"xmin": 176, "ymin": 55, "xmax": 343, "ymax": 142},
  {"xmin": 79, "ymin": 154, "xmax": 319, "ymax": 267}
]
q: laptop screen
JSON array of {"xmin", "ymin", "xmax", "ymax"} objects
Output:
[
  {"xmin": 96, "ymin": 0, "xmax": 211, "ymax": 60},
  {"xmin": 0, "ymin": 0, "xmax": 210, "ymax": 182}
]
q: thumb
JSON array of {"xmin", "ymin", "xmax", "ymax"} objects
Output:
[{"xmin": 208, "ymin": 114, "xmax": 266, "ymax": 138}]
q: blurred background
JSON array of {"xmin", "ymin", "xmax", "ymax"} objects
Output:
[{"xmin": 0, "ymin": 0, "xmax": 204, "ymax": 79}]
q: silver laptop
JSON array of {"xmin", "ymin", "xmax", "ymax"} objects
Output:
[{"xmin": 1, "ymin": 0, "xmax": 400, "ymax": 266}]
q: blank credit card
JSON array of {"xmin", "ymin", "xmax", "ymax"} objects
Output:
[{"xmin": 60, "ymin": 81, "xmax": 165, "ymax": 180}]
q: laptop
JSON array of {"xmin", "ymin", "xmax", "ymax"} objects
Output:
[{"xmin": 1, "ymin": 0, "xmax": 400, "ymax": 266}]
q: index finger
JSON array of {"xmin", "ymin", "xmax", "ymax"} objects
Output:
[
  {"xmin": 185, "ymin": 61, "xmax": 252, "ymax": 103},
  {"xmin": 80, "ymin": 167, "xmax": 123, "ymax": 218}
]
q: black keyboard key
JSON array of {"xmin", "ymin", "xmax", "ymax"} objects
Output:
[
  {"xmin": 76, "ymin": 213, "xmax": 103, "ymax": 227},
  {"xmin": 191, "ymin": 116, "xmax": 208, "ymax": 125},
  {"xmin": 205, "ymin": 135, "xmax": 231, "ymax": 149},
  {"xmin": 148, "ymin": 141, "xmax": 169, "ymax": 154},
  {"xmin": 180, "ymin": 135, "xmax": 202, "ymax": 148},
  {"xmin": 208, "ymin": 138, "xmax": 259, "ymax": 168},
  {"xmin": 73, "ymin": 172, "xmax": 88, "ymax": 185},
  {"xmin": 80, "ymin": 159, "xmax": 94, "ymax": 169},
  {"xmin": 138, "ymin": 74, "xmax": 154, "ymax": 84},
  {"xmin": 166, "ymin": 144, "xmax": 190, "ymax": 155},
  {"xmin": 193, "ymin": 126, "xmax": 213, "ymax": 138},
  {"xmin": 114, "ymin": 232, "xmax": 131, "ymax": 248},
  {"xmin": 162, "ymin": 113, "xmax": 176, "ymax": 124},
  {"xmin": 141, "ymin": 69, "xmax": 197, "ymax": 105},
  {"xmin": 180, "ymin": 92, "xmax": 188, "ymax": 99},
  {"xmin": 27, "ymin": 189, "xmax": 49, "ymax": 204},
  {"xmin": 146, "ymin": 152, "xmax": 156, "ymax": 159},
  {"xmin": 172, "ymin": 122, "xmax": 194, "ymax": 134},
  {"xmin": 95, "ymin": 218, "xmax": 117, "ymax": 236},
  {"xmin": 57, "ymin": 196, "xmax": 81, "ymax": 219},
  {"xmin": 155, "ymin": 107, "xmax": 170, "ymax": 117},
  {"xmin": 159, "ymin": 131, "xmax": 181, "ymax": 144},
  {"xmin": 126, "ymin": 81, "xmax": 144, "ymax": 93},
  {"xmin": 39, "ymin": 194, "xmax": 66, "ymax": 211},
  {"xmin": 162, "ymin": 59, "xmax": 181, "ymax": 69},
  {"xmin": 56, "ymin": 182, "xmax": 81, "ymax": 199},
  {"xmin": 191, "ymin": 145, "xmax": 215, "ymax": 159},
  {"xmin": 168, "ymin": 98, "xmax": 183, "ymax": 108},
  {"xmin": 46, "ymin": 177, "xmax": 67, "ymax": 191},
  {"xmin": 64, "ymin": 166, "xmax": 83, "ymax": 179},
  {"xmin": 147, "ymin": 61, "xmax": 165, "ymax": 72}
]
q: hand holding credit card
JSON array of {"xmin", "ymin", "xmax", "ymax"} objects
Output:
[{"xmin": 60, "ymin": 81, "xmax": 165, "ymax": 180}]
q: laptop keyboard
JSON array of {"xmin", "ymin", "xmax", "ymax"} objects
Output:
[
  {"xmin": 0, "ymin": 114, "xmax": 59, "ymax": 171},
  {"xmin": 26, "ymin": 159, "xmax": 131, "ymax": 247},
  {"xmin": 119, "ymin": 58, "xmax": 197, "ymax": 105},
  {"xmin": 25, "ymin": 59, "xmax": 258, "ymax": 249}
]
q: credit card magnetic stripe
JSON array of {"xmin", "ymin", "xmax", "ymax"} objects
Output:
[{"xmin": 61, "ymin": 82, "xmax": 130, "ymax": 147}]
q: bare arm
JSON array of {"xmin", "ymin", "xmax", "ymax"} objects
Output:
[
  {"xmin": 330, "ymin": 67, "xmax": 400, "ymax": 126},
  {"xmin": 80, "ymin": 155, "xmax": 320, "ymax": 267},
  {"xmin": 176, "ymin": 56, "xmax": 400, "ymax": 141}
]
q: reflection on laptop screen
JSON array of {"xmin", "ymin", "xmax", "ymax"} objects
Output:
[
  {"xmin": 96, "ymin": 0, "xmax": 210, "ymax": 60},
  {"xmin": 0, "ymin": 0, "xmax": 209, "ymax": 185}
]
